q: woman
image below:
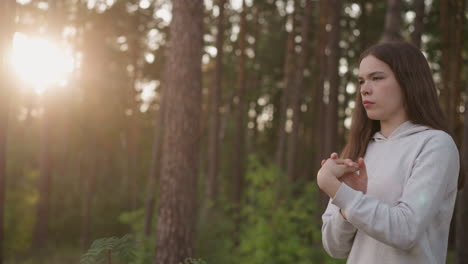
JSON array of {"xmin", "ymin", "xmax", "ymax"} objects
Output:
[{"xmin": 317, "ymin": 42, "xmax": 462, "ymax": 264}]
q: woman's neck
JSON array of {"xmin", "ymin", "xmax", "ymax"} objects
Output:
[{"xmin": 380, "ymin": 117, "xmax": 409, "ymax": 138}]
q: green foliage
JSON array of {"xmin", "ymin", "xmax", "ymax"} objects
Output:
[
  {"xmin": 195, "ymin": 205, "xmax": 236, "ymax": 264},
  {"xmin": 119, "ymin": 209, "xmax": 155, "ymax": 264},
  {"xmin": 235, "ymin": 155, "xmax": 323, "ymax": 264},
  {"xmin": 80, "ymin": 235, "xmax": 137, "ymax": 264},
  {"xmin": 179, "ymin": 258, "xmax": 207, "ymax": 264}
]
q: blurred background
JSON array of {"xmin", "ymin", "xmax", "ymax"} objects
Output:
[{"xmin": 0, "ymin": 0, "xmax": 467, "ymax": 263}]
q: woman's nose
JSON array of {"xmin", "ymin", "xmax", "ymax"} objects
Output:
[{"xmin": 360, "ymin": 82, "xmax": 371, "ymax": 96}]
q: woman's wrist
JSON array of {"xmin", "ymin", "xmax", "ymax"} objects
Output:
[{"xmin": 321, "ymin": 177, "xmax": 342, "ymax": 198}]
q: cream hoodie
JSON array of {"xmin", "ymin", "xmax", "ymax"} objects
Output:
[{"xmin": 321, "ymin": 120, "xmax": 460, "ymax": 264}]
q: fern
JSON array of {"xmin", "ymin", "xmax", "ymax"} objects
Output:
[{"xmin": 80, "ymin": 234, "xmax": 137, "ymax": 264}]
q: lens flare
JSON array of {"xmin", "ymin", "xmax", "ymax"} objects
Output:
[{"xmin": 10, "ymin": 32, "xmax": 75, "ymax": 94}]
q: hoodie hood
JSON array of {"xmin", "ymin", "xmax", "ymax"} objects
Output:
[{"xmin": 372, "ymin": 120, "xmax": 431, "ymax": 142}]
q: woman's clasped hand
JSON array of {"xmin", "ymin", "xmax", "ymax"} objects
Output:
[{"xmin": 317, "ymin": 153, "xmax": 368, "ymax": 198}]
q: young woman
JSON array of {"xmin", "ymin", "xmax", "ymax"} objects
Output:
[{"xmin": 317, "ymin": 42, "xmax": 462, "ymax": 264}]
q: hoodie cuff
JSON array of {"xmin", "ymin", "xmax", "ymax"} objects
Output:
[{"xmin": 331, "ymin": 183, "xmax": 362, "ymax": 217}]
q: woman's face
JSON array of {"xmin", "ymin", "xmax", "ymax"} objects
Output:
[{"xmin": 358, "ymin": 55, "xmax": 407, "ymax": 122}]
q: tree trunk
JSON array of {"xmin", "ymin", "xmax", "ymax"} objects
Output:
[
  {"xmin": 457, "ymin": 85, "xmax": 468, "ymax": 264},
  {"xmin": 286, "ymin": 0, "xmax": 313, "ymax": 182},
  {"xmin": 410, "ymin": 0, "xmax": 425, "ymax": 48},
  {"xmin": 0, "ymin": 1, "xmax": 15, "ymax": 263},
  {"xmin": 275, "ymin": 0, "xmax": 296, "ymax": 171},
  {"xmin": 154, "ymin": 1, "xmax": 203, "ymax": 263},
  {"xmin": 246, "ymin": 6, "xmax": 261, "ymax": 152},
  {"xmin": 143, "ymin": 90, "xmax": 166, "ymax": 237},
  {"xmin": 453, "ymin": 0, "xmax": 466, "ymax": 262},
  {"xmin": 311, "ymin": 0, "xmax": 330, "ymax": 214},
  {"xmin": 206, "ymin": 0, "xmax": 226, "ymax": 207},
  {"xmin": 381, "ymin": 0, "xmax": 403, "ymax": 42},
  {"xmin": 80, "ymin": 151, "xmax": 97, "ymax": 249},
  {"xmin": 454, "ymin": 104, "xmax": 468, "ymax": 264},
  {"xmin": 231, "ymin": 0, "xmax": 247, "ymax": 247},
  {"xmin": 358, "ymin": 0, "xmax": 370, "ymax": 51},
  {"xmin": 323, "ymin": 0, "xmax": 342, "ymax": 164},
  {"xmin": 32, "ymin": 98, "xmax": 53, "ymax": 251},
  {"xmin": 32, "ymin": 0, "xmax": 62, "ymax": 251},
  {"xmin": 321, "ymin": 0, "xmax": 342, "ymax": 212},
  {"xmin": 449, "ymin": 0, "xmax": 464, "ymax": 142},
  {"xmin": 439, "ymin": 0, "xmax": 452, "ymax": 126}
]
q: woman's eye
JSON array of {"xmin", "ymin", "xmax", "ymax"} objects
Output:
[
  {"xmin": 358, "ymin": 80, "xmax": 364, "ymax": 85},
  {"xmin": 373, "ymin": 76, "xmax": 383, "ymax": 81}
]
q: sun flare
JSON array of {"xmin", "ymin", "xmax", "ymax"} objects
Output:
[{"xmin": 10, "ymin": 32, "xmax": 75, "ymax": 94}]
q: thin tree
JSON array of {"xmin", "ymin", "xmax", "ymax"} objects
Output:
[
  {"xmin": 206, "ymin": 0, "xmax": 227, "ymax": 207},
  {"xmin": 457, "ymin": 83, "xmax": 468, "ymax": 264},
  {"xmin": 275, "ymin": 0, "xmax": 297, "ymax": 171},
  {"xmin": 448, "ymin": 0, "xmax": 465, "ymax": 139},
  {"xmin": 310, "ymin": 0, "xmax": 329, "ymax": 217},
  {"xmin": 0, "ymin": 1, "xmax": 15, "ymax": 262},
  {"xmin": 231, "ymin": 0, "xmax": 247, "ymax": 247},
  {"xmin": 311, "ymin": 0, "xmax": 328, "ymax": 182},
  {"xmin": 453, "ymin": 1, "xmax": 466, "ymax": 263},
  {"xmin": 410, "ymin": 0, "xmax": 425, "ymax": 48},
  {"xmin": 439, "ymin": 0, "xmax": 463, "ymax": 140},
  {"xmin": 380, "ymin": 0, "xmax": 403, "ymax": 42},
  {"xmin": 286, "ymin": 0, "xmax": 313, "ymax": 182},
  {"xmin": 321, "ymin": 0, "xmax": 343, "ymax": 212},
  {"xmin": 32, "ymin": 0, "xmax": 62, "ymax": 251},
  {"xmin": 154, "ymin": 1, "xmax": 203, "ymax": 263},
  {"xmin": 143, "ymin": 89, "xmax": 166, "ymax": 237},
  {"xmin": 322, "ymin": 0, "xmax": 343, "ymax": 165}
]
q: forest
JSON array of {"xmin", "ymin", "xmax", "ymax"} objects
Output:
[{"xmin": 0, "ymin": 0, "xmax": 467, "ymax": 263}]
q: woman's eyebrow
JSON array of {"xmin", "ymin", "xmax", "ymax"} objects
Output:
[{"xmin": 357, "ymin": 71, "xmax": 385, "ymax": 79}]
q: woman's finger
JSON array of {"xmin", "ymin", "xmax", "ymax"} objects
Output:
[
  {"xmin": 334, "ymin": 164, "xmax": 359, "ymax": 178},
  {"xmin": 321, "ymin": 159, "xmax": 326, "ymax": 166},
  {"xmin": 344, "ymin": 158, "xmax": 359, "ymax": 169},
  {"xmin": 331, "ymin": 158, "xmax": 359, "ymax": 169},
  {"xmin": 330, "ymin": 152, "xmax": 338, "ymax": 159}
]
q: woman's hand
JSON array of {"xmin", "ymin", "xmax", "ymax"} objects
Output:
[
  {"xmin": 321, "ymin": 153, "xmax": 368, "ymax": 194},
  {"xmin": 317, "ymin": 157, "xmax": 359, "ymax": 198}
]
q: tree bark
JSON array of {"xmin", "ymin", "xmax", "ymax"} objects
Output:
[
  {"xmin": 321, "ymin": 0, "xmax": 342, "ymax": 212},
  {"xmin": 449, "ymin": 0, "xmax": 464, "ymax": 141},
  {"xmin": 410, "ymin": 0, "xmax": 425, "ymax": 48},
  {"xmin": 0, "ymin": 1, "xmax": 15, "ymax": 263},
  {"xmin": 381, "ymin": 0, "xmax": 403, "ymax": 42},
  {"xmin": 126, "ymin": 11, "xmax": 143, "ymax": 210},
  {"xmin": 206, "ymin": 0, "xmax": 226, "ymax": 207},
  {"xmin": 231, "ymin": 0, "xmax": 247, "ymax": 247},
  {"xmin": 457, "ymin": 101, "xmax": 468, "ymax": 263},
  {"xmin": 143, "ymin": 90, "xmax": 165, "ymax": 237},
  {"xmin": 32, "ymin": 0, "xmax": 62, "ymax": 251},
  {"xmin": 286, "ymin": 0, "xmax": 313, "ymax": 182},
  {"xmin": 80, "ymin": 151, "xmax": 97, "ymax": 249},
  {"xmin": 440, "ymin": 0, "xmax": 462, "ymax": 140},
  {"xmin": 323, "ymin": 0, "xmax": 342, "ymax": 165},
  {"xmin": 457, "ymin": 85, "xmax": 468, "ymax": 264},
  {"xmin": 311, "ymin": 0, "xmax": 330, "ymax": 214},
  {"xmin": 275, "ymin": 0, "xmax": 296, "ymax": 171},
  {"xmin": 154, "ymin": 1, "xmax": 203, "ymax": 263},
  {"xmin": 453, "ymin": 0, "xmax": 466, "ymax": 263}
]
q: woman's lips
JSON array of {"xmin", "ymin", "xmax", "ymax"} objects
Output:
[{"xmin": 363, "ymin": 100, "xmax": 375, "ymax": 108}]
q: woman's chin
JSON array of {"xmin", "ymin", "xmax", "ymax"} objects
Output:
[{"xmin": 365, "ymin": 112, "xmax": 381, "ymax": 121}]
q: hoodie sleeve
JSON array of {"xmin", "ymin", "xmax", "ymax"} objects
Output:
[
  {"xmin": 331, "ymin": 132, "xmax": 459, "ymax": 251},
  {"xmin": 321, "ymin": 198, "xmax": 357, "ymax": 258}
]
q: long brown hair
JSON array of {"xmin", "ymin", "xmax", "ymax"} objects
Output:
[{"xmin": 341, "ymin": 41, "xmax": 464, "ymax": 190}]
